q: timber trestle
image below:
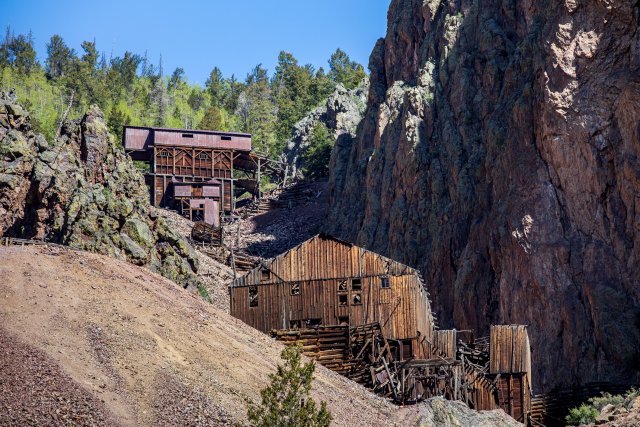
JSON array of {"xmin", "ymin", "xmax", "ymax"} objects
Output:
[{"xmin": 273, "ymin": 322, "xmax": 505, "ymax": 416}]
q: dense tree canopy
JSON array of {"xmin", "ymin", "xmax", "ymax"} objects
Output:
[{"xmin": 0, "ymin": 31, "xmax": 365, "ymax": 164}]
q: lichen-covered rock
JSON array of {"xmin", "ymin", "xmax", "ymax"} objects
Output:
[
  {"xmin": 327, "ymin": 0, "xmax": 640, "ymax": 393},
  {"xmin": 0, "ymin": 92, "xmax": 201, "ymax": 290},
  {"xmin": 415, "ymin": 397, "xmax": 522, "ymax": 427},
  {"xmin": 284, "ymin": 80, "xmax": 368, "ymax": 178}
]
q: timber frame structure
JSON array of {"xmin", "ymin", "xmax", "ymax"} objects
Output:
[
  {"xmin": 123, "ymin": 125, "xmax": 286, "ymax": 224},
  {"xmin": 230, "ymin": 234, "xmax": 535, "ymax": 424}
]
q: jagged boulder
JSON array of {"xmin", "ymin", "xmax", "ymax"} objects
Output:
[
  {"xmin": 284, "ymin": 80, "xmax": 368, "ymax": 178},
  {"xmin": 0, "ymin": 92, "xmax": 200, "ymax": 289}
]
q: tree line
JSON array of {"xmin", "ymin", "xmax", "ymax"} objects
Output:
[{"xmin": 0, "ymin": 28, "xmax": 366, "ymax": 158}]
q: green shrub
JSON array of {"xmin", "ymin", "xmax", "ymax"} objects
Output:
[
  {"xmin": 247, "ymin": 344, "xmax": 332, "ymax": 427},
  {"xmin": 565, "ymin": 403, "xmax": 599, "ymax": 425}
]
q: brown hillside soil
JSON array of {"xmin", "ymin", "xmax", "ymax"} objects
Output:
[{"xmin": 0, "ymin": 245, "xmax": 426, "ymax": 426}]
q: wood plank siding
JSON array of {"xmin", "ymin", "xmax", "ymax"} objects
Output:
[{"xmin": 229, "ymin": 234, "xmax": 435, "ymax": 357}]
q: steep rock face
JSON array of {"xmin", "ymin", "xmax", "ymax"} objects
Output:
[
  {"xmin": 327, "ymin": 0, "xmax": 640, "ymax": 392},
  {"xmin": 0, "ymin": 92, "xmax": 200, "ymax": 288},
  {"xmin": 284, "ymin": 81, "xmax": 368, "ymax": 178}
]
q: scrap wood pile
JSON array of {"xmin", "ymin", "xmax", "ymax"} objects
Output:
[
  {"xmin": 190, "ymin": 221, "xmax": 223, "ymax": 246},
  {"xmin": 457, "ymin": 336, "xmax": 490, "ymax": 373}
]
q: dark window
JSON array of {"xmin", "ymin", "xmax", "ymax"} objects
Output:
[
  {"xmin": 338, "ymin": 316, "xmax": 349, "ymax": 325},
  {"xmin": 290, "ymin": 282, "xmax": 301, "ymax": 296},
  {"xmin": 351, "ymin": 278, "xmax": 362, "ymax": 290},
  {"xmin": 338, "ymin": 294, "xmax": 348, "ymax": 306},
  {"xmin": 289, "ymin": 320, "xmax": 302, "ymax": 329},
  {"xmin": 261, "ymin": 269, "xmax": 270, "ymax": 283},
  {"xmin": 352, "ymin": 293, "xmax": 362, "ymax": 305},
  {"xmin": 249, "ymin": 286, "xmax": 258, "ymax": 307},
  {"xmin": 221, "ymin": 135, "xmax": 232, "ymax": 141},
  {"xmin": 182, "ymin": 133, "xmax": 194, "ymax": 138},
  {"xmin": 158, "ymin": 150, "xmax": 171, "ymax": 157},
  {"xmin": 196, "ymin": 152, "xmax": 211, "ymax": 160},
  {"xmin": 380, "ymin": 276, "xmax": 390, "ymax": 289},
  {"xmin": 305, "ymin": 318, "xmax": 322, "ymax": 328}
]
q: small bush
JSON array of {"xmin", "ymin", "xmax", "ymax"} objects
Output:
[
  {"xmin": 247, "ymin": 344, "xmax": 332, "ymax": 427},
  {"xmin": 565, "ymin": 403, "xmax": 599, "ymax": 425}
]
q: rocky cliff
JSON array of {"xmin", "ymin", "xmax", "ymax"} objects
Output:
[
  {"xmin": 284, "ymin": 80, "xmax": 368, "ymax": 178},
  {"xmin": 327, "ymin": 0, "xmax": 640, "ymax": 392},
  {"xmin": 0, "ymin": 92, "xmax": 200, "ymax": 289}
]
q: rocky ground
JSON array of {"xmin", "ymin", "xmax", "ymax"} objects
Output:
[
  {"xmin": 0, "ymin": 245, "xmax": 521, "ymax": 426},
  {"xmin": 227, "ymin": 181, "xmax": 329, "ymax": 259},
  {"xmin": 152, "ymin": 207, "xmax": 234, "ymax": 310}
]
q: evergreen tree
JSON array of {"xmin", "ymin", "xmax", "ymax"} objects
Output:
[
  {"xmin": 247, "ymin": 344, "xmax": 332, "ymax": 427},
  {"xmin": 198, "ymin": 105, "xmax": 224, "ymax": 130},
  {"xmin": 302, "ymin": 122, "xmax": 334, "ymax": 181},
  {"xmin": 9, "ymin": 32, "xmax": 38, "ymax": 75},
  {"xmin": 328, "ymin": 48, "xmax": 366, "ymax": 89},
  {"xmin": 45, "ymin": 34, "xmax": 75, "ymax": 78},
  {"xmin": 205, "ymin": 66, "xmax": 224, "ymax": 107}
]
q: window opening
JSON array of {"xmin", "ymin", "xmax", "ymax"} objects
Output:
[
  {"xmin": 351, "ymin": 278, "xmax": 362, "ymax": 290},
  {"xmin": 221, "ymin": 135, "xmax": 232, "ymax": 141},
  {"xmin": 182, "ymin": 133, "xmax": 194, "ymax": 138},
  {"xmin": 352, "ymin": 293, "xmax": 362, "ymax": 305},
  {"xmin": 380, "ymin": 276, "xmax": 390, "ymax": 289},
  {"xmin": 248, "ymin": 286, "xmax": 258, "ymax": 307},
  {"xmin": 290, "ymin": 282, "xmax": 301, "ymax": 296},
  {"xmin": 305, "ymin": 318, "xmax": 322, "ymax": 328},
  {"xmin": 338, "ymin": 294, "xmax": 348, "ymax": 306},
  {"xmin": 338, "ymin": 280, "xmax": 348, "ymax": 292},
  {"xmin": 261, "ymin": 269, "xmax": 270, "ymax": 283},
  {"xmin": 338, "ymin": 316, "xmax": 349, "ymax": 325}
]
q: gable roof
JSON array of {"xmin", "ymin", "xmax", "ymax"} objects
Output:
[{"xmin": 230, "ymin": 234, "xmax": 427, "ymax": 290}]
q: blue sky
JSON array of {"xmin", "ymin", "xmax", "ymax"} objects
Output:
[{"xmin": 2, "ymin": 0, "xmax": 390, "ymax": 85}]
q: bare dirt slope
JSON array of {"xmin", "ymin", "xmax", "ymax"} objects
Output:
[{"xmin": 0, "ymin": 245, "xmax": 520, "ymax": 426}]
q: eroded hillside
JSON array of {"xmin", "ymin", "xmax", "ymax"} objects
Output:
[{"xmin": 0, "ymin": 245, "xmax": 520, "ymax": 426}]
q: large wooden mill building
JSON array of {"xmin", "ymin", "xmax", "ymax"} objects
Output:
[
  {"xmin": 230, "ymin": 234, "xmax": 534, "ymax": 424},
  {"xmin": 123, "ymin": 126, "xmax": 284, "ymax": 225}
]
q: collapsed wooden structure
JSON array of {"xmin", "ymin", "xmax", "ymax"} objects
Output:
[
  {"xmin": 229, "ymin": 234, "xmax": 534, "ymax": 424},
  {"xmin": 123, "ymin": 126, "xmax": 286, "ymax": 225}
]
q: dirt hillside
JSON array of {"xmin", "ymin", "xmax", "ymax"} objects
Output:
[{"xmin": 0, "ymin": 245, "xmax": 520, "ymax": 426}]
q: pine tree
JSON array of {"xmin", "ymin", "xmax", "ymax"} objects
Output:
[
  {"xmin": 247, "ymin": 344, "xmax": 332, "ymax": 427},
  {"xmin": 328, "ymin": 48, "xmax": 366, "ymax": 89},
  {"xmin": 302, "ymin": 122, "xmax": 334, "ymax": 180},
  {"xmin": 45, "ymin": 34, "xmax": 75, "ymax": 78}
]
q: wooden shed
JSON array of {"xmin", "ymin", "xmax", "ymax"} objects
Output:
[{"xmin": 229, "ymin": 234, "xmax": 436, "ymax": 358}]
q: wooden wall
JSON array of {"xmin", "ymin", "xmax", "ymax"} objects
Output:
[
  {"xmin": 229, "ymin": 235, "xmax": 435, "ymax": 356},
  {"xmin": 489, "ymin": 325, "xmax": 532, "ymax": 379}
]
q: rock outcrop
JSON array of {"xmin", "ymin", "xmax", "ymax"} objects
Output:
[
  {"xmin": 0, "ymin": 92, "xmax": 200, "ymax": 289},
  {"xmin": 326, "ymin": 0, "xmax": 640, "ymax": 392},
  {"xmin": 284, "ymin": 80, "xmax": 368, "ymax": 178}
]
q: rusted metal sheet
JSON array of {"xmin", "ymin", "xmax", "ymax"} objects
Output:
[
  {"xmin": 123, "ymin": 127, "xmax": 152, "ymax": 151},
  {"xmin": 123, "ymin": 125, "xmax": 252, "ymax": 151}
]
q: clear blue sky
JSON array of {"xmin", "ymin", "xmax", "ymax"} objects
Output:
[{"xmin": 2, "ymin": 0, "xmax": 390, "ymax": 85}]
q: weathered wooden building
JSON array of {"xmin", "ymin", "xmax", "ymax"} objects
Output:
[
  {"xmin": 229, "ymin": 234, "xmax": 534, "ymax": 424},
  {"xmin": 229, "ymin": 234, "xmax": 436, "ymax": 358},
  {"xmin": 123, "ymin": 125, "xmax": 285, "ymax": 224}
]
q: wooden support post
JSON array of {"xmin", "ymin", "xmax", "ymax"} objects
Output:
[{"xmin": 257, "ymin": 158, "xmax": 261, "ymax": 200}]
